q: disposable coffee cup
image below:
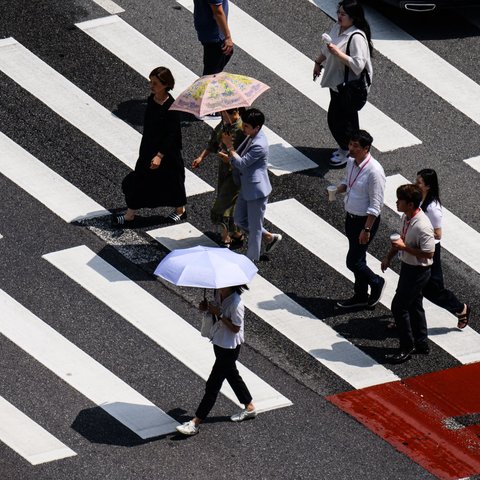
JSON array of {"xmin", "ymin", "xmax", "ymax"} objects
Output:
[
  {"xmin": 327, "ymin": 185, "xmax": 337, "ymax": 202},
  {"xmin": 390, "ymin": 233, "xmax": 401, "ymax": 242}
]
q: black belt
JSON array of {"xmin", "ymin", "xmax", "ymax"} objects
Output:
[{"xmin": 346, "ymin": 212, "xmax": 367, "ymax": 219}]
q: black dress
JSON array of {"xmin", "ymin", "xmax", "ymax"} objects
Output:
[{"xmin": 122, "ymin": 94, "xmax": 186, "ymax": 209}]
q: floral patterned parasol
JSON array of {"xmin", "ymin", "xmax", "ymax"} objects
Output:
[{"xmin": 169, "ymin": 72, "xmax": 270, "ymax": 117}]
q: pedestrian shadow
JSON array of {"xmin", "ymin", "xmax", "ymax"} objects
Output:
[
  {"xmin": 71, "ymin": 406, "xmax": 170, "ymax": 446},
  {"xmin": 428, "ymin": 326, "xmax": 459, "ymax": 335},
  {"xmin": 112, "ymin": 98, "xmax": 146, "ymax": 129},
  {"xmin": 255, "ymin": 292, "xmax": 333, "ymax": 321},
  {"xmin": 308, "ymin": 341, "xmax": 388, "ymax": 368}
]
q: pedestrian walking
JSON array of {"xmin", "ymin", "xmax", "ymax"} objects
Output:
[
  {"xmin": 176, "ymin": 285, "xmax": 257, "ymax": 436},
  {"xmin": 416, "ymin": 169, "xmax": 471, "ymax": 328},
  {"xmin": 221, "ymin": 108, "xmax": 282, "ymax": 262},
  {"xmin": 331, "ymin": 130, "xmax": 386, "ymax": 309},
  {"xmin": 112, "ymin": 67, "xmax": 186, "ymax": 227},
  {"xmin": 193, "ymin": 0, "xmax": 233, "ymax": 75},
  {"xmin": 382, "ymin": 184, "xmax": 436, "ymax": 364},
  {"xmin": 192, "ymin": 108, "xmax": 245, "ymax": 246},
  {"xmin": 313, "ymin": 0, "xmax": 373, "ymax": 168}
]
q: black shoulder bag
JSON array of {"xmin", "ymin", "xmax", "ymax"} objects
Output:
[{"xmin": 337, "ymin": 32, "xmax": 371, "ymax": 112}]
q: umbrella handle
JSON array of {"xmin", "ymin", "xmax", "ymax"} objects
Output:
[{"xmin": 203, "ymin": 288, "xmax": 207, "ymax": 301}]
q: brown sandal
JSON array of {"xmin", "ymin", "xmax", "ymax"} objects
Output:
[{"xmin": 456, "ymin": 304, "xmax": 471, "ymax": 329}]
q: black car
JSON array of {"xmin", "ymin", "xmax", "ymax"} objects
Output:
[{"xmin": 378, "ymin": 0, "xmax": 480, "ymax": 12}]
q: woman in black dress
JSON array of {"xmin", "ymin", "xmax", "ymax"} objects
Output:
[{"xmin": 112, "ymin": 67, "xmax": 187, "ymax": 226}]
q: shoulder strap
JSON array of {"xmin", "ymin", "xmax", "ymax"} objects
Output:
[{"xmin": 343, "ymin": 32, "xmax": 371, "ymax": 86}]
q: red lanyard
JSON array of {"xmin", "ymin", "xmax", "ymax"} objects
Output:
[
  {"xmin": 401, "ymin": 208, "xmax": 421, "ymax": 239},
  {"xmin": 348, "ymin": 155, "xmax": 370, "ymax": 189}
]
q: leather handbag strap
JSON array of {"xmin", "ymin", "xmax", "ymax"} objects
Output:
[{"xmin": 343, "ymin": 32, "xmax": 371, "ymax": 86}]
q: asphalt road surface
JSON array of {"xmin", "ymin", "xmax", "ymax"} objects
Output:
[{"xmin": 1, "ymin": 1, "xmax": 480, "ymax": 479}]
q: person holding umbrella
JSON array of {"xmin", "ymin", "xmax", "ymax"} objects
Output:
[
  {"xmin": 192, "ymin": 108, "xmax": 246, "ymax": 247},
  {"xmin": 176, "ymin": 284, "xmax": 257, "ymax": 436}
]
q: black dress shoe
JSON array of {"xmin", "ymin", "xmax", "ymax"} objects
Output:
[
  {"xmin": 385, "ymin": 348, "xmax": 415, "ymax": 364},
  {"xmin": 414, "ymin": 344, "xmax": 430, "ymax": 355}
]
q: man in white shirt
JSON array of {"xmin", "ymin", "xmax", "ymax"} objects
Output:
[
  {"xmin": 381, "ymin": 184, "xmax": 436, "ymax": 364},
  {"xmin": 332, "ymin": 130, "xmax": 386, "ymax": 309}
]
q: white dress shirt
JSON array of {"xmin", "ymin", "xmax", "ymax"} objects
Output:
[{"xmin": 341, "ymin": 154, "xmax": 386, "ymax": 217}]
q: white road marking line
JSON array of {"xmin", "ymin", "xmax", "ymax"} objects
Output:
[
  {"xmin": 0, "ymin": 289, "xmax": 179, "ymax": 438},
  {"xmin": 0, "ymin": 37, "xmax": 212, "ymax": 197},
  {"xmin": 91, "ymin": 0, "xmax": 125, "ymax": 14},
  {"xmin": 176, "ymin": 0, "xmax": 421, "ymax": 152},
  {"xmin": 385, "ymin": 174, "xmax": 480, "ymax": 275},
  {"xmin": 76, "ymin": 15, "xmax": 317, "ymax": 176},
  {"xmin": 0, "ymin": 395, "xmax": 76, "ymax": 465},
  {"xmin": 308, "ymin": 0, "xmax": 480, "ymax": 126},
  {"xmin": 147, "ymin": 223, "xmax": 399, "ymax": 389},
  {"xmin": 265, "ymin": 198, "xmax": 480, "ymax": 365},
  {"xmin": 43, "ymin": 245, "xmax": 291, "ymax": 414},
  {"xmin": 464, "ymin": 155, "xmax": 480, "ymax": 173},
  {"xmin": 0, "ymin": 132, "xmax": 109, "ymax": 222}
]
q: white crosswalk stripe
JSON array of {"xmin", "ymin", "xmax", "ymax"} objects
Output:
[
  {"xmin": 147, "ymin": 223, "xmax": 400, "ymax": 389},
  {"xmin": 0, "ymin": 132, "xmax": 109, "ymax": 222},
  {"xmin": 0, "ymin": 288, "xmax": 179, "ymax": 439},
  {"xmin": 176, "ymin": 0, "xmax": 421, "ymax": 152},
  {"xmin": 464, "ymin": 155, "xmax": 480, "ymax": 173},
  {"xmin": 265, "ymin": 198, "xmax": 480, "ymax": 365},
  {"xmin": 91, "ymin": 0, "xmax": 124, "ymax": 14},
  {"xmin": 308, "ymin": 0, "xmax": 480, "ymax": 126},
  {"xmin": 76, "ymin": 15, "xmax": 317, "ymax": 176},
  {"xmin": 43, "ymin": 245, "xmax": 291, "ymax": 414},
  {"xmin": 385, "ymin": 174, "xmax": 480, "ymax": 275},
  {"xmin": 0, "ymin": 37, "xmax": 213, "ymax": 198},
  {"xmin": 0, "ymin": 395, "xmax": 76, "ymax": 465}
]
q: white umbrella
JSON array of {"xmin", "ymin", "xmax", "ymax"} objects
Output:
[{"xmin": 154, "ymin": 246, "xmax": 258, "ymax": 289}]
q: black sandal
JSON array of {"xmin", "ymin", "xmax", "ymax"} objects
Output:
[
  {"xmin": 230, "ymin": 234, "xmax": 245, "ymax": 245},
  {"xmin": 456, "ymin": 304, "xmax": 471, "ymax": 329},
  {"xmin": 167, "ymin": 211, "xmax": 187, "ymax": 223},
  {"xmin": 220, "ymin": 239, "xmax": 232, "ymax": 248},
  {"xmin": 111, "ymin": 214, "xmax": 134, "ymax": 227}
]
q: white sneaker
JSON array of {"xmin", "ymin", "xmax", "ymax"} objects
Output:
[
  {"xmin": 176, "ymin": 420, "xmax": 199, "ymax": 436},
  {"xmin": 230, "ymin": 408, "xmax": 257, "ymax": 422},
  {"xmin": 265, "ymin": 234, "xmax": 282, "ymax": 253}
]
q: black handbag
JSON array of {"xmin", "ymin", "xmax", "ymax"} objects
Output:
[{"xmin": 337, "ymin": 32, "xmax": 371, "ymax": 112}]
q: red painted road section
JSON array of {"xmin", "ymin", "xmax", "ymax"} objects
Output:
[{"xmin": 327, "ymin": 363, "xmax": 480, "ymax": 480}]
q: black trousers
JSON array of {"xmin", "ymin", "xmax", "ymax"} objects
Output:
[
  {"xmin": 202, "ymin": 42, "xmax": 233, "ymax": 75},
  {"xmin": 345, "ymin": 213, "xmax": 382, "ymax": 299},
  {"xmin": 327, "ymin": 89, "xmax": 360, "ymax": 151},
  {"xmin": 392, "ymin": 263, "xmax": 431, "ymax": 350},
  {"xmin": 195, "ymin": 344, "xmax": 252, "ymax": 420},
  {"xmin": 422, "ymin": 243, "xmax": 463, "ymax": 315}
]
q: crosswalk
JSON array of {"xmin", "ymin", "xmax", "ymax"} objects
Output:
[
  {"xmin": 176, "ymin": 0, "xmax": 421, "ymax": 152},
  {"xmin": 76, "ymin": 15, "xmax": 317, "ymax": 176},
  {"xmin": 1, "ymin": 0, "xmax": 480, "ymax": 470}
]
